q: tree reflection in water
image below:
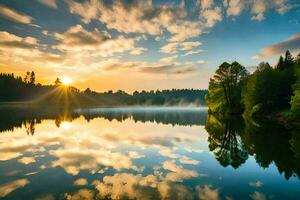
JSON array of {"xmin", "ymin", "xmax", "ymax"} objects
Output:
[
  {"xmin": 206, "ymin": 114, "xmax": 300, "ymax": 180},
  {"xmin": 205, "ymin": 115, "xmax": 248, "ymax": 168}
]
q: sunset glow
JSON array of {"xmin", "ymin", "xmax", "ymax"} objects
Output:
[
  {"xmin": 0, "ymin": 0, "xmax": 299, "ymax": 92},
  {"xmin": 61, "ymin": 77, "xmax": 72, "ymax": 86}
]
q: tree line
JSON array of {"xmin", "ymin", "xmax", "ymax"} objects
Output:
[
  {"xmin": 207, "ymin": 50, "xmax": 300, "ymax": 120},
  {"xmin": 0, "ymin": 72, "xmax": 207, "ymax": 107}
]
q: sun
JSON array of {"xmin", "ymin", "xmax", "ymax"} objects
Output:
[{"xmin": 61, "ymin": 76, "xmax": 72, "ymax": 85}]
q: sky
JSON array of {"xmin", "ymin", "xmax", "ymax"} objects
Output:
[{"xmin": 0, "ymin": 0, "xmax": 299, "ymax": 92}]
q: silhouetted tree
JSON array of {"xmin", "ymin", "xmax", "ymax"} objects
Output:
[
  {"xmin": 276, "ymin": 56, "xmax": 285, "ymax": 70},
  {"xmin": 24, "ymin": 71, "xmax": 30, "ymax": 83},
  {"xmin": 30, "ymin": 71, "xmax": 35, "ymax": 84},
  {"xmin": 55, "ymin": 78, "xmax": 62, "ymax": 86}
]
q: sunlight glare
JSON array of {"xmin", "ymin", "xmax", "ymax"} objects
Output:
[
  {"xmin": 61, "ymin": 121, "xmax": 71, "ymax": 129},
  {"xmin": 61, "ymin": 76, "xmax": 72, "ymax": 85}
]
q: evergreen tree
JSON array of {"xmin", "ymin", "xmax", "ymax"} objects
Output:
[
  {"xmin": 284, "ymin": 50, "xmax": 294, "ymax": 69},
  {"xmin": 30, "ymin": 71, "xmax": 35, "ymax": 84},
  {"xmin": 24, "ymin": 71, "xmax": 30, "ymax": 83},
  {"xmin": 276, "ymin": 56, "xmax": 285, "ymax": 70},
  {"xmin": 291, "ymin": 53, "xmax": 300, "ymax": 116}
]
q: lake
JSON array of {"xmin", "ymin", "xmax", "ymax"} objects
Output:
[{"xmin": 0, "ymin": 107, "xmax": 299, "ymax": 200}]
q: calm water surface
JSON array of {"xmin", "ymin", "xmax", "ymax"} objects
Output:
[{"xmin": 0, "ymin": 107, "xmax": 299, "ymax": 200}]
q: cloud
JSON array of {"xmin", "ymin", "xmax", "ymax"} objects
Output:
[
  {"xmin": 250, "ymin": 191, "xmax": 266, "ymax": 200},
  {"xmin": 0, "ymin": 179, "xmax": 29, "ymax": 197},
  {"xmin": 251, "ymin": 0, "xmax": 267, "ymax": 21},
  {"xmin": 37, "ymin": 0, "xmax": 57, "ymax": 9},
  {"xmin": 163, "ymin": 160, "xmax": 199, "ymax": 182},
  {"xmin": 92, "ymin": 171, "xmax": 195, "ymax": 200},
  {"xmin": 0, "ymin": 31, "xmax": 64, "ymax": 72},
  {"xmin": 74, "ymin": 178, "xmax": 88, "ymax": 186},
  {"xmin": 254, "ymin": 33, "xmax": 300, "ymax": 59},
  {"xmin": 224, "ymin": 0, "xmax": 244, "ymax": 16},
  {"xmin": 249, "ymin": 181, "xmax": 263, "ymax": 188},
  {"xmin": 49, "ymin": 147, "xmax": 139, "ymax": 175},
  {"xmin": 179, "ymin": 156, "xmax": 200, "ymax": 165},
  {"xmin": 0, "ymin": 5, "xmax": 33, "ymax": 24},
  {"xmin": 159, "ymin": 149, "xmax": 179, "ymax": 158},
  {"xmin": 102, "ymin": 60, "xmax": 137, "ymax": 71},
  {"xmin": 18, "ymin": 157, "xmax": 36, "ymax": 165},
  {"xmin": 53, "ymin": 24, "xmax": 109, "ymax": 50},
  {"xmin": 64, "ymin": 189, "xmax": 94, "ymax": 200},
  {"xmin": 93, "ymin": 173, "xmax": 158, "ymax": 200},
  {"xmin": 128, "ymin": 151, "xmax": 145, "ymax": 159},
  {"xmin": 53, "ymin": 24, "xmax": 145, "ymax": 56},
  {"xmin": 196, "ymin": 185, "xmax": 220, "ymax": 200},
  {"xmin": 198, "ymin": 0, "xmax": 222, "ymax": 27},
  {"xmin": 66, "ymin": 0, "xmax": 202, "ymax": 42},
  {"xmin": 0, "ymin": 31, "xmax": 38, "ymax": 49},
  {"xmin": 139, "ymin": 63, "xmax": 198, "ymax": 75},
  {"xmin": 160, "ymin": 42, "xmax": 202, "ymax": 54},
  {"xmin": 274, "ymin": 0, "xmax": 292, "ymax": 14},
  {"xmin": 65, "ymin": 0, "xmax": 100, "ymax": 24},
  {"xmin": 159, "ymin": 55, "xmax": 178, "ymax": 64},
  {"xmin": 223, "ymin": 0, "xmax": 293, "ymax": 21},
  {"xmin": 101, "ymin": 58, "xmax": 203, "ymax": 76},
  {"xmin": 182, "ymin": 50, "xmax": 204, "ymax": 57}
]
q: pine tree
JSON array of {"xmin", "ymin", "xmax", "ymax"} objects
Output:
[
  {"xmin": 30, "ymin": 71, "xmax": 35, "ymax": 84},
  {"xmin": 276, "ymin": 56, "xmax": 285, "ymax": 70}
]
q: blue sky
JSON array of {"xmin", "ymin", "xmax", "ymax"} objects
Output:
[{"xmin": 0, "ymin": 0, "xmax": 299, "ymax": 92}]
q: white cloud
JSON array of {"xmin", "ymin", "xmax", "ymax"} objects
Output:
[
  {"xmin": 182, "ymin": 50, "xmax": 203, "ymax": 57},
  {"xmin": 0, "ymin": 179, "xmax": 29, "ymax": 198},
  {"xmin": 163, "ymin": 160, "xmax": 199, "ymax": 182},
  {"xmin": 159, "ymin": 149, "xmax": 179, "ymax": 158},
  {"xmin": 53, "ymin": 24, "xmax": 145, "ymax": 57},
  {"xmin": 0, "ymin": 5, "xmax": 33, "ymax": 24},
  {"xmin": 274, "ymin": 0, "xmax": 292, "ymax": 14},
  {"xmin": 249, "ymin": 181, "xmax": 263, "ymax": 188},
  {"xmin": 251, "ymin": 0, "xmax": 267, "ymax": 21},
  {"xmin": 18, "ymin": 157, "xmax": 36, "ymax": 165},
  {"xmin": 196, "ymin": 185, "xmax": 220, "ymax": 200},
  {"xmin": 128, "ymin": 151, "xmax": 145, "ymax": 159},
  {"xmin": 64, "ymin": 189, "xmax": 94, "ymax": 200},
  {"xmin": 254, "ymin": 32, "xmax": 300, "ymax": 59},
  {"xmin": 37, "ymin": 0, "xmax": 57, "ymax": 9},
  {"xmin": 66, "ymin": 0, "xmax": 202, "ymax": 42},
  {"xmin": 224, "ymin": 0, "xmax": 244, "ymax": 16},
  {"xmin": 179, "ymin": 156, "xmax": 200, "ymax": 165},
  {"xmin": 74, "ymin": 178, "xmax": 88, "ymax": 186},
  {"xmin": 250, "ymin": 191, "xmax": 266, "ymax": 200},
  {"xmin": 199, "ymin": 0, "xmax": 222, "ymax": 27},
  {"xmin": 159, "ymin": 55, "xmax": 178, "ymax": 64},
  {"xmin": 160, "ymin": 42, "xmax": 202, "ymax": 54}
]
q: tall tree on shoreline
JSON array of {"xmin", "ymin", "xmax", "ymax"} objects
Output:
[{"xmin": 206, "ymin": 62, "xmax": 248, "ymax": 114}]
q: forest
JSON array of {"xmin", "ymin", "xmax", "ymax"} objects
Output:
[
  {"xmin": 0, "ymin": 72, "xmax": 207, "ymax": 107},
  {"xmin": 207, "ymin": 50, "xmax": 300, "ymax": 122}
]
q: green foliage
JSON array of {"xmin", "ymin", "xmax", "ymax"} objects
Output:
[
  {"xmin": 205, "ymin": 114, "xmax": 248, "ymax": 169},
  {"xmin": 291, "ymin": 54, "xmax": 300, "ymax": 116},
  {"xmin": 242, "ymin": 62, "xmax": 283, "ymax": 115},
  {"xmin": 208, "ymin": 50, "xmax": 298, "ymax": 121},
  {"xmin": 207, "ymin": 62, "xmax": 248, "ymax": 114},
  {"xmin": 242, "ymin": 51, "xmax": 297, "ymax": 117}
]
